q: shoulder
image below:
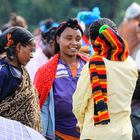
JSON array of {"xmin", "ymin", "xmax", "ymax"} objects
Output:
[
  {"xmin": 80, "ymin": 62, "xmax": 90, "ymax": 78},
  {"xmin": 127, "ymin": 56, "xmax": 137, "ymax": 67},
  {"xmin": 34, "ymin": 54, "xmax": 59, "ymax": 84},
  {"xmin": 77, "ymin": 53, "xmax": 89, "ymax": 62},
  {"xmin": 0, "ymin": 63, "xmax": 8, "ymax": 76}
]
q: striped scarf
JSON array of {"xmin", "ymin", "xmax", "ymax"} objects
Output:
[{"xmin": 89, "ymin": 25, "xmax": 128, "ymax": 125}]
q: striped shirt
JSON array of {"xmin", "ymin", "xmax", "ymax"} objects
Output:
[{"xmin": 0, "ymin": 117, "xmax": 46, "ymax": 140}]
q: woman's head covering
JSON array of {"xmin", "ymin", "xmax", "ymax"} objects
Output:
[
  {"xmin": 89, "ymin": 17, "xmax": 117, "ymax": 41},
  {"xmin": 0, "ymin": 26, "xmax": 34, "ymax": 54},
  {"xmin": 77, "ymin": 7, "xmax": 101, "ymax": 26},
  {"xmin": 54, "ymin": 18, "xmax": 83, "ymax": 54},
  {"xmin": 88, "ymin": 18, "xmax": 128, "ymax": 125},
  {"xmin": 124, "ymin": 2, "xmax": 140, "ymax": 21},
  {"xmin": 39, "ymin": 18, "xmax": 59, "ymax": 33},
  {"xmin": 55, "ymin": 18, "xmax": 83, "ymax": 36}
]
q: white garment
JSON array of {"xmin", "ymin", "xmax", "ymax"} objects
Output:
[{"xmin": 26, "ymin": 48, "xmax": 48, "ymax": 82}]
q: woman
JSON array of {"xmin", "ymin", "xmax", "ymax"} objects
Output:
[
  {"xmin": 34, "ymin": 18, "xmax": 88, "ymax": 140},
  {"xmin": 0, "ymin": 26, "xmax": 41, "ymax": 132},
  {"xmin": 73, "ymin": 18, "xmax": 138, "ymax": 140}
]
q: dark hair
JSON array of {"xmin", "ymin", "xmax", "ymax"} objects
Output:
[
  {"xmin": 39, "ymin": 18, "xmax": 54, "ymax": 33},
  {"xmin": 1, "ymin": 23, "xmax": 11, "ymax": 32},
  {"xmin": 41, "ymin": 27, "xmax": 57, "ymax": 44},
  {"xmin": 89, "ymin": 18, "xmax": 117, "ymax": 41},
  {"xmin": 55, "ymin": 18, "xmax": 83, "ymax": 53},
  {"xmin": 138, "ymin": 21, "xmax": 140, "ymax": 27},
  {"xmin": 0, "ymin": 26, "xmax": 34, "ymax": 58}
]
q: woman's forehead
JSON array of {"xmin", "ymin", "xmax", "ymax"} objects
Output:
[
  {"xmin": 60, "ymin": 27, "xmax": 82, "ymax": 36},
  {"xmin": 27, "ymin": 40, "xmax": 36, "ymax": 47}
]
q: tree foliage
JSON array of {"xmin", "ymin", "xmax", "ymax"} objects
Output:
[{"xmin": 0, "ymin": 0, "xmax": 140, "ymax": 31}]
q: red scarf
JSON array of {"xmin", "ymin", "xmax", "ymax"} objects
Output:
[
  {"xmin": 89, "ymin": 25, "xmax": 128, "ymax": 125},
  {"xmin": 34, "ymin": 53, "xmax": 88, "ymax": 109}
]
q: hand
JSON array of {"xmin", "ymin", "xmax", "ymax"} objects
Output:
[{"xmin": 76, "ymin": 123, "xmax": 80, "ymax": 133}]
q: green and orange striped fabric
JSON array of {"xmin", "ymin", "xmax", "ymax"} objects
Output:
[{"xmin": 89, "ymin": 25, "xmax": 128, "ymax": 125}]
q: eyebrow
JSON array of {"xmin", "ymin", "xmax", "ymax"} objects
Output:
[{"xmin": 64, "ymin": 34, "xmax": 81, "ymax": 37}]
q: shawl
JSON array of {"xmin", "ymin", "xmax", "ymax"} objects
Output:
[
  {"xmin": 0, "ymin": 66, "xmax": 41, "ymax": 132},
  {"xmin": 89, "ymin": 25, "xmax": 128, "ymax": 125},
  {"xmin": 34, "ymin": 53, "xmax": 88, "ymax": 109}
]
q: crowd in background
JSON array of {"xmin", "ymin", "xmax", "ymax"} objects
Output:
[{"xmin": 0, "ymin": 2, "xmax": 140, "ymax": 140}]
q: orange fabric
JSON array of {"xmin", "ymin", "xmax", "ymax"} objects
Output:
[
  {"xmin": 69, "ymin": 63, "xmax": 78, "ymax": 77},
  {"xmin": 55, "ymin": 131, "xmax": 79, "ymax": 140}
]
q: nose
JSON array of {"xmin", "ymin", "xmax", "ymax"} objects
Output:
[
  {"xmin": 30, "ymin": 53, "xmax": 33, "ymax": 59},
  {"xmin": 71, "ymin": 39, "xmax": 78, "ymax": 46}
]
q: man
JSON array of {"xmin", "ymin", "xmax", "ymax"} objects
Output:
[{"xmin": 118, "ymin": 2, "xmax": 140, "ymax": 59}]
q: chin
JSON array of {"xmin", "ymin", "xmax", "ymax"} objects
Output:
[
  {"xmin": 69, "ymin": 51, "xmax": 78, "ymax": 55},
  {"xmin": 23, "ymin": 61, "xmax": 29, "ymax": 66}
]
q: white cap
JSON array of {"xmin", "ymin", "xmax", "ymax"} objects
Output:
[{"xmin": 124, "ymin": 2, "xmax": 140, "ymax": 20}]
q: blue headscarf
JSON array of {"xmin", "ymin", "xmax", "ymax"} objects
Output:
[{"xmin": 77, "ymin": 7, "xmax": 101, "ymax": 25}]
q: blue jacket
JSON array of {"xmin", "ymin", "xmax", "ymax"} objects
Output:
[
  {"xmin": 0, "ymin": 58, "xmax": 22, "ymax": 101},
  {"xmin": 41, "ymin": 88, "xmax": 55, "ymax": 140}
]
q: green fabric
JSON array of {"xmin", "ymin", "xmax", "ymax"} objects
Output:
[{"xmin": 99, "ymin": 25, "xmax": 110, "ymax": 34}]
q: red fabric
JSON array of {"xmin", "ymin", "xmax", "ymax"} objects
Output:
[
  {"xmin": 82, "ymin": 35, "xmax": 90, "ymax": 45},
  {"xmin": 34, "ymin": 53, "xmax": 88, "ymax": 109}
]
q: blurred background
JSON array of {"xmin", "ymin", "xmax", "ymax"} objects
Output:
[{"xmin": 0, "ymin": 0, "xmax": 140, "ymax": 32}]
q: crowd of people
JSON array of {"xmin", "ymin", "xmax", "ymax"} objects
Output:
[{"xmin": 0, "ymin": 2, "xmax": 140, "ymax": 140}]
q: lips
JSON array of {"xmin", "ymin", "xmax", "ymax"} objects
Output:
[{"xmin": 70, "ymin": 47, "xmax": 78, "ymax": 51}]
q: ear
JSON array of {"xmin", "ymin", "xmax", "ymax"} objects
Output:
[
  {"xmin": 15, "ymin": 43, "xmax": 21, "ymax": 52},
  {"xmin": 56, "ymin": 36, "xmax": 60, "ymax": 44},
  {"xmin": 49, "ymin": 40, "xmax": 55, "ymax": 48}
]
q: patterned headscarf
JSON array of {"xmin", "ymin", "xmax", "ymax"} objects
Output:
[{"xmin": 89, "ymin": 25, "xmax": 128, "ymax": 125}]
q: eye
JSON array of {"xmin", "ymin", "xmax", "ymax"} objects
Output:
[
  {"xmin": 31, "ymin": 48, "xmax": 36, "ymax": 53},
  {"xmin": 76, "ymin": 37, "xmax": 81, "ymax": 42},
  {"xmin": 66, "ymin": 37, "xmax": 72, "ymax": 41}
]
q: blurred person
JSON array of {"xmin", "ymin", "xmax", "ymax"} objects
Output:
[
  {"xmin": 73, "ymin": 18, "xmax": 138, "ymax": 140},
  {"xmin": 118, "ymin": 2, "xmax": 140, "ymax": 59},
  {"xmin": 77, "ymin": 7, "xmax": 101, "ymax": 57},
  {"xmin": 131, "ymin": 70, "xmax": 140, "ymax": 140},
  {"xmin": 0, "ymin": 116, "xmax": 46, "ymax": 140},
  {"xmin": 0, "ymin": 13, "xmax": 28, "ymax": 59},
  {"xmin": 34, "ymin": 18, "xmax": 88, "ymax": 140},
  {"xmin": 8, "ymin": 13, "xmax": 28, "ymax": 29},
  {"xmin": 33, "ymin": 18, "xmax": 59, "ymax": 47},
  {"xmin": 135, "ymin": 22, "xmax": 140, "ymax": 70},
  {"xmin": 0, "ymin": 26, "xmax": 41, "ymax": 132},
  {"xmin": 1, "ymin": 13, "xmax": 28, "ymax": 33},
  {"xmin": 131, "ymin": 21, "xmax": 140, "ymax": 140},
  {"xmin": 26, "ymin": 27, "xmax": 57, "ymax": 81}
]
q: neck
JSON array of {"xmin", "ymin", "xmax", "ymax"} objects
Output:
[
  {"xmin": 6, "ymin": 57, "xmax": 20, "ymax": 68},
  {"xmin": 60, "ymin": 52, "xmax": 78, "ymax": 65}
]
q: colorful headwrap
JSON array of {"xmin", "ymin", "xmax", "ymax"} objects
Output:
[{"xmin": 89, "ymin": 25, "xmax": 128, "ymax": 125}]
